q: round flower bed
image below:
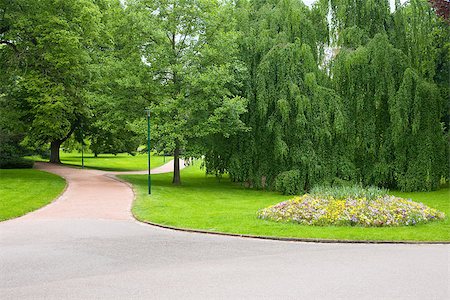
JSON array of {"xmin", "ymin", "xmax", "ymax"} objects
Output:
[{"xmin": 257, "ymin": 194, "xmax": 445, "ymax": 227}]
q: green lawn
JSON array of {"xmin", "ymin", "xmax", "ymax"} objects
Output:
[
  {"xmin": 0, "ymin": 169, "xmax": 66, "ymax": 221},
  {"xmin": 123, "ymin": 165, "xmax": 449, "ymax": 242},
  {"xmin": 30, "ymin": 151, "xmax": 172, "ymax": 171}
]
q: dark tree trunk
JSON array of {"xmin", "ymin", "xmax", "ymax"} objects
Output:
[
  {"xmin": 49, "ymin": 140, "xmax": 62, "ymax": 164},
  {"xmin": 172, "ymin": 143, "xmax": 181, "ymax": 185},
  {"xmin": 48, "ymin": 122, "xmax": 79, "ymax": 164}
]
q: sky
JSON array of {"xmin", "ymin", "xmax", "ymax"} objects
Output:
[{"xmin": 303, "ymin": 0, "xmax": 408, "ymax": 11}]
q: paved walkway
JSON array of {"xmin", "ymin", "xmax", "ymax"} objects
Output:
[
  {"xmin": 0, "ymin": 161, "xmax": 448, "ymax": 299},
  {"xmin": 13, "ymin": 160, "xmax": 184, "ymax": 220}
]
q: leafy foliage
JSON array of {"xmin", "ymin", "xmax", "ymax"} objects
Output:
[
  {"xmin": 0, "ymin": 0, "xmax": 447, "ymax": 191},
  {"xmin": 131, "ymin": 0, "xmax": 248, "ymax": 183},
  {"xmin": 86, "ymin": 0, "xmax": 150, "ymax": 156},
  {"xmin": 0, "ymin": 157, "xmax": 34, "ymax": 169},
  {"xmin": 275, "ymin": 170, "xmax": 305, "ymax": 196},
  {"xmin": 205, "ymin": 0, "xmax": 348, "ymax": 189},
  {"xmin": 204, "ymin": 0, "xmax": 448, "ymax": 192},
  {"xmin": 310, "ymin": 185, "xmax": 388, "ymax": 201},
  {"xmin": 391, "ymin": 68, "xmax": 448, "ymax": 191},
  {"xmin": 0, "ymin": 0, "xmax": 102, "ymax": 162},
  {"xmin": 332, "ymin": 34, "xmax": 408, "ymax": 187},
  {"xmin": 332, "ymin": 2, "xmax": 449, "ymax": 191},
  {"xmin": 329, "ymin": 0, "xmax": 391, "ymax": 45}
]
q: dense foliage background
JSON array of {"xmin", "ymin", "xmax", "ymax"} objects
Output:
[
  {"xmin": 1, "ymin": 0, "xmax": 448, "ymax": 190},
  {"xmin": 205, "ymin": 0, "xmax": 449, "ymax": 192}
]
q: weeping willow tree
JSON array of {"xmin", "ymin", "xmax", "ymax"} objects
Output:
[
  {"xmin": 391, "ymin": 0, "xmax": 450, "ymax": 134},
  {"xmin": 204, "ymin": 0, "xmax": 347, "ymax": 191},
  {"xmin": 205, "ymin": 0, "xmax": 448, "ymax": 192},
  {"xmin": 391, "ymin": 68, "xmax": 447, "ymax": 191},
  {"xmin": 329, "ymin": 0, "xmax": 391, "ymax": 48},
  {"xmin": 332, "ymin": 1, "xmax": 449, "ymax": 191},
  {"xmin": 390, "ymin": 0, "xmax": 441, "ymax": 79},
  {"xmin": 333, "ymin": 34, "xmax": 408, "ymax": 187},
  {"xmin": 253, "ymin": 42, "xmax": 346, "ymax": 190}
]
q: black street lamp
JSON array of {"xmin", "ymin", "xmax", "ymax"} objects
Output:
[{"xmin": 145, "ymin": 108, "xmax": 151, "ymax": 194}]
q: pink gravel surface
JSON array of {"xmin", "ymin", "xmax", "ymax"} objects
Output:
[{"xmin": 16, "ymin": 159, "xmax": 184, "ymax": 221}]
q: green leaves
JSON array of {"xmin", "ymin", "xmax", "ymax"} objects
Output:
[
  {"xmin": 391, "ymin": 68, "xmax": 447, "ymax": 191},
  {"xmin": 333, "ymin": 24, "xmax": 447, "ymax": 191},
  {"xmin": 1, "ymin": 0, "xmax": 447, "ymax": 190},
  {"xmin": 204, "ymin": 0, "xmax": 347, "ymax": 189},
  {"xmin": 1, "ymin": 0, "xmax": 102, "ymax": 148},
  {"xmin": 134, "ymin": 0, "xmax": 247, "ymax": 160}
]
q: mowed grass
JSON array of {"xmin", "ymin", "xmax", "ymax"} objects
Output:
[
  {"xmin": 0, "ymin": 169, "xmax": 66, "ymax": 221},
  {"xmin": 123, "ymin": 164, "xmax": 449, "ymax": 242},
  {"xmin": 31, "ymin": 151, "xmax": 172, "ymax": 171}
]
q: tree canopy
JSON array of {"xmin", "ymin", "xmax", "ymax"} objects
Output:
[
  {"xmin": 1, "ymin": 0, "xmax": 101, "ymax": 162},
  {"xmin": 130, "ymin": 0, "xmax": 248, "ymax": 184},
  {"xmin": 1, "ymin": 0, "xmax": 448, "ymax": 191},
  {"xmin": 205, "ymin": 0, "xmax": 448, "ymax": 191}
]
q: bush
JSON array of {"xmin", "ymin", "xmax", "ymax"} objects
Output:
[
  {"xmin": 0, "ymin": 129, "xmax": 27, "ymax": 161},
  {"xmin": 0, "ymin": 158, "xmax": 34, "ymax": 169},
  {"xmin": 311, "ymin": 184, "xmax": 388, "ymax": 201},
  {"xmin": 275, "ymin": 170, "xmax": 306, "ymax": 195}
]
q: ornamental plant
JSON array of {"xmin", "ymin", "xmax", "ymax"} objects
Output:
[
  {"xmin": 310, "ymin": 185, "xmax": 388, "ymax": 201},
  {"xmin": 258, "ymin": 187, "xmax": 445, "ymax": 227}
]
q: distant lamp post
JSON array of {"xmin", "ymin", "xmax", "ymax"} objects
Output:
[
  {"xmin": 81, "ymin": 141, "xmax": 84, "ymax": 169},
  {"xmin": 81, "ymin": 122, "xmax": 84, "ymax": 169},
  {"xmin": 145, "ymin": 108, "xmax": 151, "ymax": 194}
]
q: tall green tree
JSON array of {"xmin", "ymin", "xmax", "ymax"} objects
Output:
[
  {"xmin": 333, "ymin": 34, "xmax": 408, "ymax": 187},
  {"xmin": 208, "ymin": 0, "xmax": 448, "ymax": 192},
  {"xmin": 0, "ymin": 0, "xmax": 101, "ymax": 163},
  {"xmin": 86, "ymin": 0, "xmax": 150, "ymax": 156},
  {"xmin": 133, "ymin": 0, "xmax": 247, "ymax": 184},
  {"xmin": 329, "ymin": 0, "xmax": 391, "ymax": 47},
  {"xmin": 332, "ymin": 1, "xmax": 448, "ymax": 190},
  {"xmin": 391, "ymin": 68, "xmax": 447, "ymax": 190},
  {"xmin": 390, "ymin": 0, "xmax": 440, "ymax": 79},
  {"xmin": 205, "ymin": 0, "xmax": 346, "ymax": 191}
]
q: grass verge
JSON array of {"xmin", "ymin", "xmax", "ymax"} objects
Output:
[
  {"xmin": 122, "ymin": 164, "xmax": 449, "ymax": 242},
  {"xmin": 0, "ymin": 169, "xmax": 66, "ymax": 221},
  {"xmin": 30, "ymin": 151, "xmax": 172, "ymax": 171}
]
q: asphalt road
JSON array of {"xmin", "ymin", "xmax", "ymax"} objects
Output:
[{"xmin": 0, "ymin": 162, "xmax": 448, "ymax": 299}]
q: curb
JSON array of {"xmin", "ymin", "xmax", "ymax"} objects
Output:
[
  {"xmin": 133, "ymin": 218, "xmax": 450, "ymax": 245},
  {"xmin": 113, "ymin": 168, "xmax": 450, "ymax": 245}
]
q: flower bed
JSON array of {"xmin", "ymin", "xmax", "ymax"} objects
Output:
[{"xmin": 257, "ymin": 194, "xmax": 445, "ymax": 227}]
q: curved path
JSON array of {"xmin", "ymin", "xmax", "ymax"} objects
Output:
[{"xmin": 0, "ymin": 161, "xmax": 448, "ymax": 299}]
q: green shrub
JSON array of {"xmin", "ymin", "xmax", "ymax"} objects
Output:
[
  {"xmin": 0, "ymin": 158, "xmax": 34, "ymax": 169},
  {"xmin": 275, "ymin": 170, "xmax": 306, "ymax": 195},
  {"xmin": 310, "ymin": 184, "xmax": 388, "ymax": 201}
]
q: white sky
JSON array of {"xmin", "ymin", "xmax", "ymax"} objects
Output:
[{"xmin": 303, "ymin": 0, "xmax": 408, "ymax": 11}]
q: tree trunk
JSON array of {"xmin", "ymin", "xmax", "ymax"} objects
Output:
[
  {"xmin": 172, "ymin": 143, "xmax": 181, "ymax": 185},
  {"xmin": 48, "ymin": 121, "xmax": 78, "ymax": 164},
  {"xmin": 49, "ymin": 140, "xmax": 62, "ymax": 164}
]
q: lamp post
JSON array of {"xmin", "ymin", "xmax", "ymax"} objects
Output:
[
  {"xmin": 81, "ymin": 122, "xmax": 84, "ymax": 169},
  {"xmin": 145, "ymin": 108, "xmax": 151, "ymax": 194}
]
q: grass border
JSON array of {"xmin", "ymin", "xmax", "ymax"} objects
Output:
[
  {"xmin": 113, "ymin": 174, "xmax": 450, "ymax": 245},
  {"xmin": 0, "ymin": 165, "xmax": 68, "ymax": 222}
]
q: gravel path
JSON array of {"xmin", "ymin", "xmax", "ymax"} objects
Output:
[{"xmin": 0, "ymin": 161, "xmax": 448, "ymax": 299}]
